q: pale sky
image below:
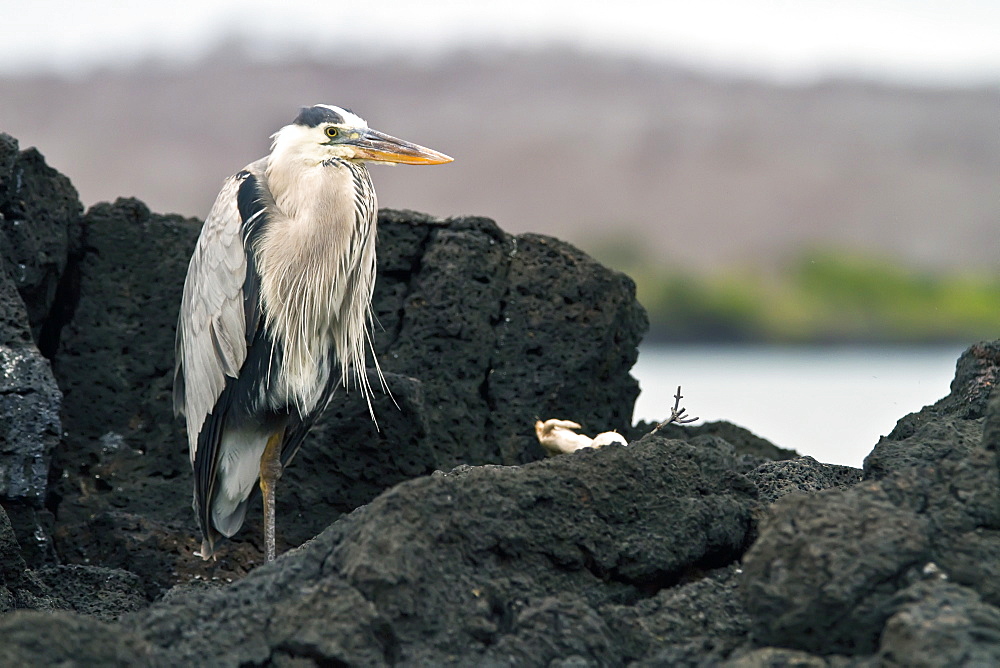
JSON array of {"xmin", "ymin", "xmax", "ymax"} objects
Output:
[{"xmin": 2, "ymin": 0, "xmax": 999, "ymax": 84}]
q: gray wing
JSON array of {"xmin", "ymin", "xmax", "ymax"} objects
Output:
[{"xmin": 173, "ymin": 159, "xmax": 267, "ymax": 464}]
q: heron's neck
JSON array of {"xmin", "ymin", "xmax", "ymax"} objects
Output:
[
  {"xmin": 254, "ymin": 156, "xmax": 378, "ymax": 414},
  {"xmin": 265, "ymin": 157, "xmax": 357, "ymax": 223}
]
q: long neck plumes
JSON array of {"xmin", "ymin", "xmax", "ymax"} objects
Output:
[{"xmin": 256, "ymin": 153, "xmax": 378, "ymax": 416}]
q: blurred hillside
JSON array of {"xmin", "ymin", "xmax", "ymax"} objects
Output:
[
  {"xmin": 1, "ymin": 47, "xmax": 996, "ymax": 273},
  {"xmin": 1, "ymin": 47, "xmax": 996, "ymax": 342}
]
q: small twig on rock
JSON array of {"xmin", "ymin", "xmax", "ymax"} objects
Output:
[{"xmin": 650, "ymin": 386, "xmax": 699, "ymax": 434}]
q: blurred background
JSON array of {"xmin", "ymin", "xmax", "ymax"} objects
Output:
[{"xmin": 1, "ymin": 0, "xmax": 998, "ymax": 465}]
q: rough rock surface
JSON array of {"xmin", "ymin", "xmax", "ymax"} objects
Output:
[
  {"xmin": 0, "ymin": 610, "xmax": 154, "ymax": 667},
  {"xmin": 747, "ymin": 456, "xmax": 863, "ymax": 506},
  {"xmin": 741, "ymin": 343, "xmax": 1000, "ymax": 662},
  {"xmin": 2, "ymin": 134, "xmax": 999, "ymax": 666},
  {"xmin": 133, "ymin": 435, "xmax": 757, "ymax": 665},
  {"xmin": 0, "ymin": 133, "xmax": 83, "ymax": 349},
  {"xmin": 0, "ymin": 345, "xmax": 61, "ymax": 502},
  {"xmin": 0, "ymin": 135, "xmax": 70, "ymax": 567}
]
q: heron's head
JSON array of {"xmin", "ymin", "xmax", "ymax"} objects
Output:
[{"xmin": 270, "ymin": 104, "xmax": 453, "ymax": 166}]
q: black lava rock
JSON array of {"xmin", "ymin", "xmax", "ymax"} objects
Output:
[
  {"xmin": 0, "ymin": 136, "xmax": 69, "ymax": 565},
  {"xmin": 742, "ymin": 485, "xmax": 932, "ymax": 654},
  {"xmin": 747, "ymin": 456, "xmax": 862, "ymax": 506},
  {"xmin": 34, "ymin": 564, "xmax": 147, "ymax": 622},
  {"xmin": 876, "ymin": 579, "xmax": 1000, "ymax": 667},
  {"xmin": 739, "ymin": 343, "xmax": 1000, "ymax": 660},
  {"xmin": 133, "ymin": 434, "xmax": 757, "ymax": 665},
  {"xmin": 0, "ymin": 610, "xmax": 153, "ymax": 666},
  {"xmin": 0, "ymin": 345, "xmax": 61, "ymax": 504},
  {"xmin": 0, "ymin": 133, "xmax": 83, "ymax": 349},
  {"xmin": 0, "ymin": 505, "xmax": 61, "ymax": 613}
]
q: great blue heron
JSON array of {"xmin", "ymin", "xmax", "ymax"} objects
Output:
[{"xmin": 173, "ymin": 104, "xmax": 452, "ymax": 561}]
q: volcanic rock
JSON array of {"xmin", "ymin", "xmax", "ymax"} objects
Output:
[
  {"xmin": 133, "ymin": 433, "xmax": 757, "ymax": 665},
  {"xmin": 0, "ymin": 610, "xmax": 154, "ymax": 666},
  {"xmin": 0, "ymin": 345, "xmax": 61, "ymax": 504},
  {"xmin": 0, "ymin": 135, "xmax": 70, "ymax": 567},
  {"xmin": 740, "ymin": 343, "xmax": 1000, "ymax": 660},
  {"xmin": 0, "ymin": 133, "xmax": 83, "ymax": 349},
  {"xmin": 0, "ymin": 504, "xmax": 61, "ymax": 613}
]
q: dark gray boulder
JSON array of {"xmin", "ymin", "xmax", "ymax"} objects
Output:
[
  {"xmin": 0, "ymin": 610, "xmax": 154, "ymax": 667},
  {"xmin": 740, "ymin": 342, "xmax": 1000, "ymax": 659},
  {"xmin": 0, "ymin": 345, "xmax": 61, "ymax": 504},
  {"xmin": 603, "ymin": 564, "xmax": 751, "ymax": 666},
  {"xmin": 742, "ymin": 485, "xmax": 932, "ymax": 654},
  {"xmin": 133, "ymin": 434, "xmax": 757, "ymax": 665},
  {"xmin": 0, "ymin": 255, "xmax": 34, "ymax": 348},
  {"xmin": 0, "ymin": 133, "xmax": 83, "ymax": 349},
  {"xmin": 33, "ymin": 564, "xmax": 147, "ymax": 622},
  {"xmin": 52, "ymin": 197, "xmax": 199, "ymax": 527},
  {"xmin": 0, "ymin": 135, "xmax": 73, "ymax": 561},
  {"xmin": 876, "ymin": 580, "xmax": 1000, "ymax": 667},
  {"xmin": 0, "ymin": 270, "xmax": 62, "ymax": 565},
  {"xmin": 747, "ymin": 456, "xmax": 862, "ymax": 506},
  {"xmin": 723, "ymin": 647, "xmax": 859, "ymax": 667},
  {"xmin": 864, "ymin": 339, "xmax": 1000, "ymax": 479},
  {"xmin": 0, "ymin": 504, "xmax": 62, "ymax": 613}
]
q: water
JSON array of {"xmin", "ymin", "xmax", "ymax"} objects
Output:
[{"xmin": 631, "ymin": 344, "xmax": 967, "ymax": 468}]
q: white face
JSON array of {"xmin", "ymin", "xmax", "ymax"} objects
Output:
[
  {"xmin": 269, "ymin": 104, "xmax": 453, "ymax": 166},
  {"xmin": 270, "ymin": 105, "xmax": 370, "ymax": 164}
]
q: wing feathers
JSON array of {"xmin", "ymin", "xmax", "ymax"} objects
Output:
[
  {"xmin": 174, "ymin": 160, "xmax": 275, "ymax": 554},
  {"xmin": 174, "ymin": 161, "xmax": 267, "ymax": 462}
]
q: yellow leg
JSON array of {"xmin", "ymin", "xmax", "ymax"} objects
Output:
[{"xmin": 260, "ymin": 431, "xmax": 284, "ymax": 562}]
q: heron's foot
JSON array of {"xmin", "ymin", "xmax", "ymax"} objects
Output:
[{"xmin": 650, "ymin": 386, "xmax": 699, "ymax": 434}]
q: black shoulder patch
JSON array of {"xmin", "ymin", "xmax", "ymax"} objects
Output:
[
  {"xmin": 293, "ymin": 105, "xmax": 344, "ymax": 127},
  {"xmin": 236, "ymin": 174, "xmax": 267, "ymax": 345},
  {"xmin": 236, "ymin": 173, "xmax": 264, "ymax": 228}
]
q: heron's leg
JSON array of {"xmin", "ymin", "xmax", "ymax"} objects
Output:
[{"xmin": 259, "ymin": 431, "xmax": 284, "ymax": 562}]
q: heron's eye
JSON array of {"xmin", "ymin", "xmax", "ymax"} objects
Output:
[{"xmin": 325, "ymin": 127, "xmax": 339, "ymax": 138}]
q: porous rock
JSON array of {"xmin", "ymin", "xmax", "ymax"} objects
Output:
[
  {"xmin": 864, "ymin": 340, "xmax": 1000, "ymax": 478},
  {"xmin": 0, "ymin": 133, "xmax": 83, "ymax": 347},
  {"xmin": 722, "ymin": 647, "xmax": 858, "ymax": 667},
  {"xmin": 747, "ymin": 456, "xmax": 862, "ymax": 506},
  {"xmin": 0, "ymin": 256, "xmax": 34, "ymax": 348},
  {"xmin": 0, "ymin": 254, "xmax": 63, "ymax": 566},
  {"xmin": 602, "ymin": 564, "xmax": 751, "ymax": 665},
  {"xmin": 133, "ymin": 434, "xmax": 757, "ymax": 665},
  {"xmin": 34, "ymin": 564, "xmax": 148, "ymax": 622},
  {"xmin": 0, "ymin": 504, "xmax": 61, "ymax": 613},
  {"xmin": 742, "ymin": 485, "xmax": 931, "ymax": 654},
  {"xmin": 48, "ymin": 198, "xmax": 205, "ymax": 585},
  {"xmin": 0, "ymin": 610, "xmax": 153, "ymax": 667},
  {"xmin": 877, "ymin": 579, "xmax": 1000, "ymax": 667},
  {"xmin": 740, "ymin": 342, "xmax": 1000, "ymax": 659},
  {"xmin": 0, "ymin": 344, "xmax": 61, "ymax": 502}
]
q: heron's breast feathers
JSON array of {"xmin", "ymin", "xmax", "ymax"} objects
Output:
[{"xmin": 254, "ymin": 160, "xmax": 378, "ymax": 415}]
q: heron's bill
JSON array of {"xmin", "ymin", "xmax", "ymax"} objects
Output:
[{"xmin": 350, "ymin": 129, "xmax": 453, "ymax": 165}]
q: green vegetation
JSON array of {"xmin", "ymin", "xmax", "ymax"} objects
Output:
[{"xmin": 591, "ymin": 245, "xmax": 1000, "ymax": 344}]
